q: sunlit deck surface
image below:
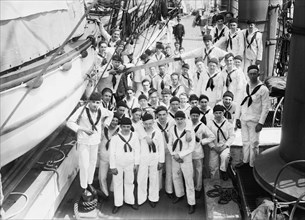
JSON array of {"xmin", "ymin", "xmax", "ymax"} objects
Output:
[{"xmin": 54, "ymin": 173, "xmax": 206, "ymax": 219}]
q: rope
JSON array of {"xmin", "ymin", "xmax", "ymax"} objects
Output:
[
  {"xmin": 136, "ymin": 0, "xmax": 183, "ymax": 62},
  {"xmin": 67, "ymin": 0, "xmax": 160, "ymax": 128},
  {"xmin": 0, "ymin": 0, "xmax": 99, "ymax": 134},
  {"xmin": 5, "ymin": 192, "xmax": 28, "ymax": 219},
  {"xmin": 206, "ymin": 184, "xmax": 239, "ymax": 205},
  {"xmin": 73, "ymin": 196, "xmax": 98, "ymax": 220}
]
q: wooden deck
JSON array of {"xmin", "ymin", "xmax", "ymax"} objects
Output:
[
  {"xmin": 54, "ymin": 172, "xmax": 206, "ymax": 219},
  {"xmin": 203, "ymin": 179, "xmax": 241, "ymax": 220}
]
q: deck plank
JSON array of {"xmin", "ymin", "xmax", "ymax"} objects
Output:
[{"xmin": 204, "ymin": 179, "xmax": 241, "ymax": 220}]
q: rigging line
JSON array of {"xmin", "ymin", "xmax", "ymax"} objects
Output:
[
  {"xmin": 129, "ymin": 0, "xmax": 156, "ymax": 63},
  {"xmin": 138, "ymin": 0, "xmax": 183, "ymax": 60},
  {"xmin": 134, "ymin": 0, "xmax": 149, "ymax": 55},
  {"xmin": 0, "ymin": 0, "xmax": 99, "ymax": 134},
  {"xmin": 131, "ymin": 0, "xmax": 147, "ymax": 51},
  {"xmin": 136, "ymin": 0, "xmax": 153, "ymax": 57},
  {"xmin": 71, "ymin": 2, "xmax": 158, "ymax": 121}
]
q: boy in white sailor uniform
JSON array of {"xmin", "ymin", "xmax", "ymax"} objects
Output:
[
  {"xmin": 198, "ymin": 94, "xmax": 214, "ymax": 125},
  {"xmin": 137, "ymin": 114, "xmax": 165, "ymax": 208},
  {"xmin": 193, "ymin": 58, "xmax": 207, "ymax": 96},
  {"xmin": 160, "ymin": 88, "xmax": 172, "ymax": 109},
  {"xmin": 236, "ymin": 65, "xmax": 269, "ymax": 168},
  {"xmin": 190, "ymin": 107, "xmax": 215, "ymax": 198},
  {"xmin": 196, "ymin": 58, "xmax": 226, "ymax": 106},
  {"xmin": 97, "ymin": 55, "xmax": 126, "ymax": 94},
  {"xmin": 98, "ymin": 112, "xmax": 120, "ymax": 198},
  {"xmin": 168, "ymin": 111, "xmax": 196, "ymax": 214},
  {"xmin": 123, "ymin": 87, "xmax": 139, "ymax": 117},
  {"xmin": 180, "ymin": 63, "xmax": 194, "ymax": 96},
  {"xmin": 154, "ymin": 106, "xmax": 175, "ymax": 198},
  {"xmin": 210, "ymin": 14, "xmax": 229, "ymax": 51},
  {"xmin": 168, "ymin": 96, "xmax": 181, "ymax": 119},
  {"xmin": 109, "ymin": 117, "xmax": 140, "ymax": 214},
  {"xmin": 153, "ymin": 64, "xmax": 171, "ymax": 99},
  {"xmin": 154, "ymin": 106, "xmax": 193, "ymax": 199},
  {"xmin": 225, "ymin": 18, "xmax": 244, "ymax": 57},
  {"xmin": 101, "ymin": 87, "xmax": 116, "ymax": 111},
  {"xmin": 207, "ymin": 105, "xmax": 235, "ymax": 180},
  {"xmin": 131, "ymin": 107, "xmax": 145, "ymax": 136},
  {"xmin": 220, "ymin": 53, "xmax": 247, "ymax": 105},
  {"xmin": 217, "ymin": 91, "xmax": 237, "ymax": 125},
  {"xmin": 66, "ymin": 92, "xmax": 113, "ymax": 197},
  {"xmin": 181, "ymin": 34, "xmax": 227, "ymax": 68},
  {"xmin": 241, "ymin": 19, "xmax": 263, "ymax": 74},
  {"xmin": 170, "ymin": 72, "xmax": 185, "ymax": 98}
]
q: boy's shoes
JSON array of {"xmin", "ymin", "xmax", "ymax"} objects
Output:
[
  {"xmin": 166, "ymin": 192, "xmax": 174, "ymax": 199},
  {"xmin": 149, "ymin": 201, "xmax": 157, "ymax": 208},
  {"xmin": 131, "ymin": 204, "xmax": 139, "ymax": 210},
  {"xmin": 188, "ymin": 205, "xmax": 195, "ymax": 214},
  {"xmin": 87, "ymin": 184, "xmax": 97, "ymax": 196},
  {"xmin": 112, "ymin": 206, "xmax": 120, "ymax": 214},
  {"xmin": 172, "ymin": 196, "xmax": 184, "ymax": 204},
  {"xmin": 221, "ymin": 171, "xmax": 229, "ymax": 181}
]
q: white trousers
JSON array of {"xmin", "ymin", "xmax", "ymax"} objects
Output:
[
  {"xmin": 241, "ymin": 120, "xmax": 260, "ymax": 167},
  {"xmin": 137, "ymin": 163, "xmax": 159, "ymax": 205},
  {"xmin": 98, "ymin": 160, "xmax": 112, "ymax": 196},
  {"xmin": 172, "ymin": 159, "xmax": 196, "ymax": 206},
  {"xmin": 113, "ymin": 164, "xmax": 135, "ymax": 207},
  {"xmin": 164, "ymin": 151, "xmax": 173, "ymax": 194},
  {"xmin": 209, "ymin": 148, "xmax": 230, "ymax": 179},
  {"xmin": 193, "ymin": 158, "xmax": 203, "ymax": 191},
  {"xmin": 78, "ymin": 144, "xmax": 98, "ymax": 189}
]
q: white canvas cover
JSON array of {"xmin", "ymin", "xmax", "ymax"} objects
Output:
[{"xmin": 0, "ymin": 0, "xmax": 86, "ymax": 72}]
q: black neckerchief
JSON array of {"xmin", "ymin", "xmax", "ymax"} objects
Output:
[
  {"xmin": 172, "ymin": 125, "xmax": 186, "ymax": 152},
  {"xmin": 86, "ymin": 108, "xmax": 101, "ymax": 131},
  {"xmin": 223, "ymin": 104, "xmax": 232, "ymax": 119},
  {"xmin": 169, "ymin": 112, "xmax": 175, "ymax": 119},
  {"xmin": 246, "ymin": 30, "xmax": 259, "ymax": 48},
  {"xmin": 104, "ymin": 127, "xmax": 119, "ymax": 150},
  {"xmin": 171, "ymin": 85, "xmax": 181, "ymax": 97},
  {"xmin": 194, "ymin": 122, "xmax": 202, "ymax": 142},
  {"xmin": 182, "ymin": 73, "xmax": 191, "ymax": 87},
  {"xmin": 146, "ymin": 131, "xmax": 157, "ymax": 153},
  {"xmin": 206, "ymin": 72, "xmax": 218, "ymax": 91},
  {"xmin": 214, "ymin": 27, "xmax": 226, "ymax": 42},
  {"xmin": 213, "ymin": 120, "xmax": 227, "ymax": 143},
  {"xmin": 241, "ymin": 84, "xmax": 263, "ymax": 107},
  {"xmin": 117, "ymin": 133, "xmax": 133, "ymax": 152},
  {"xmin": 203, "ymin": 47, "xmax": 214, "ymax": 61},
  {"xmin": 200, "ymin": 109, "xmax": 210, "ymax": 125},
  {"xmin": 227, "ymin": 32, "xmax": 238, "ymax": 50},
  {"xmin": 226, "ymin": 69, "xmax": 235, "ymax": 88},
  {"xmin": 157, "ymin": 122, "xmax": 169, "ymax": 143}
]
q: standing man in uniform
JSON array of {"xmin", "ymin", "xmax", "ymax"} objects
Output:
[
  {"xmin": 168, "ymin": 111, "xmax": 196, "ymax": 214},
  {"xmin": 225, "ymin": 18, "xmax": 244, "ymax": 57},
  {"xmin": 236, "ymin": 65, "xmax": 270, "ymax": 168},
  {"xmin": 210, "ymin": 14, "xmax": 229, "ymax": 51},
  {"xmin": 98, "ymin": 113, "xmax": 120, "ymax": 198},
  {"xmin": 207, "ymin": 105, "xmax": 235, "ymax": 180},
  {"xmin": 138, "ymin": 114, "xmax": 165, "ymax": 208},
  {"xmin": 220, "ymin": 53, "xmax": 247, "ymax": 105},
  {"xmin": 173, "ymin": 16, "xmax": 185, "ymax": 47},
  {"xmin": 190, "ymin": 107, "xmax": 215, "ymax": 198},
  {"xmin": 109, "ymin": 117, "xmax": 141, "ymax": 214},
  {"xmin": 66, "ymin": 93, "xmax": 113, "ymax": 197},
  {"xmin": 242, "ymin": 19, "xmax": 263, "ymax": 75}
]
